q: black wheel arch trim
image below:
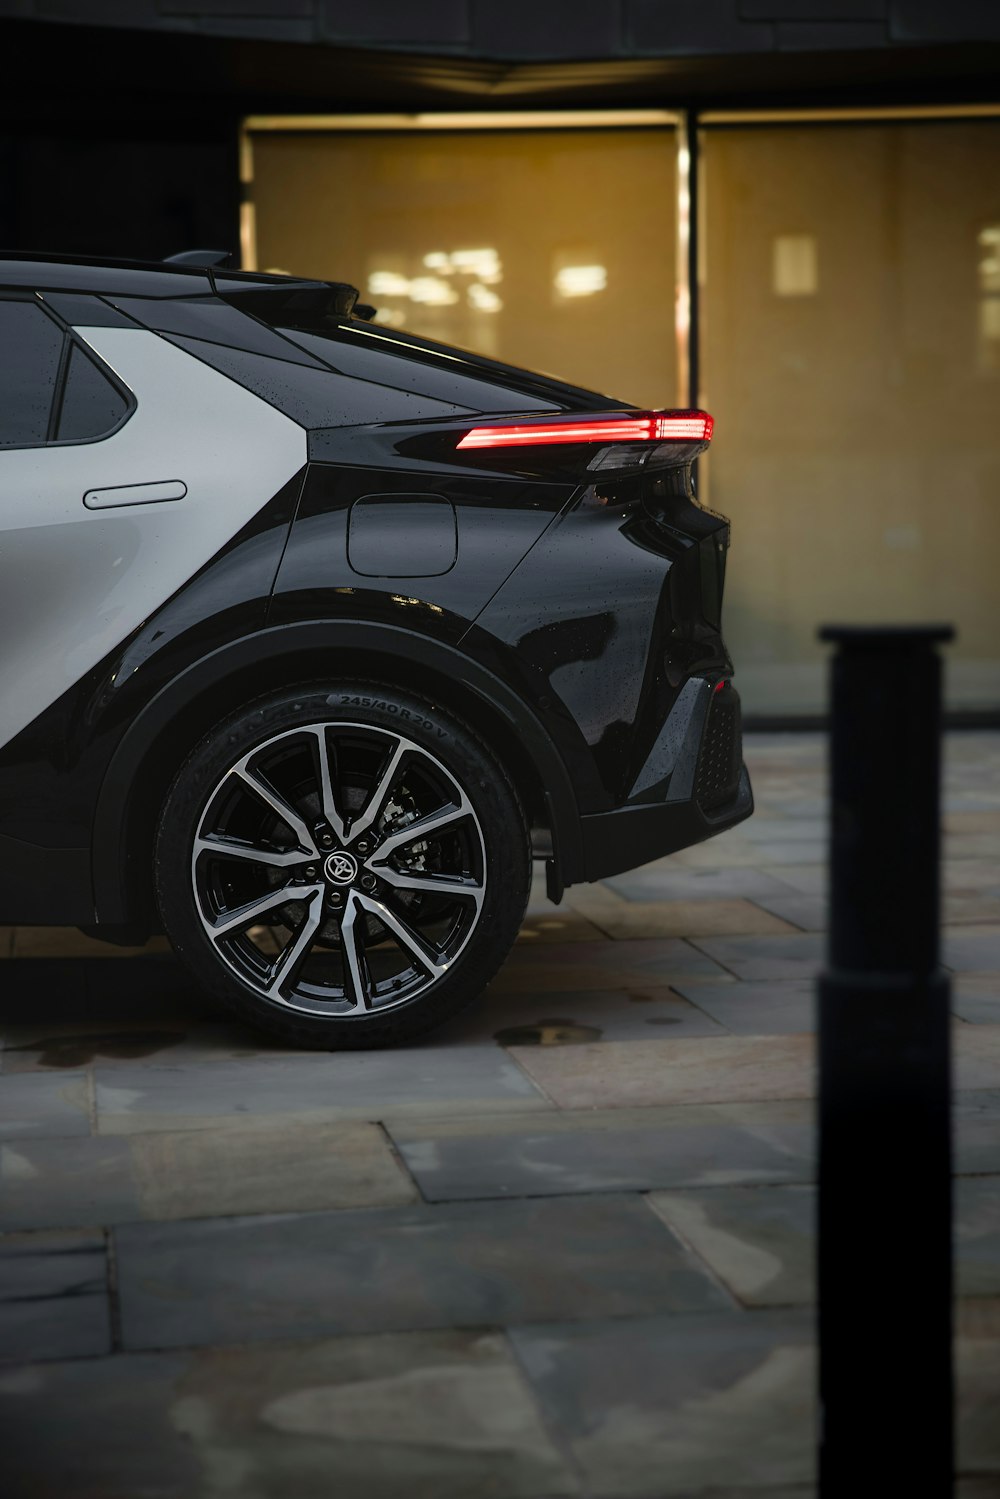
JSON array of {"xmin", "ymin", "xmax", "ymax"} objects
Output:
[{"xmin": 91, "ymin": 619, "xmax": 584, "ymax": 927}]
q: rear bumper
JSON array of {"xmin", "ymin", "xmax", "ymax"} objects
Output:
[
  {"xmin": 566, "ymin": 674, "xmax": 754, "ymax": 886},
  {"xmin": 577, "ymin": 762, "xmax": 753, "ymax": 883}
]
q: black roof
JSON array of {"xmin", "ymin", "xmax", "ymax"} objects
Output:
[{"xmin": 0, "ymin": 251, "xmax": 358, "ymax": 309}]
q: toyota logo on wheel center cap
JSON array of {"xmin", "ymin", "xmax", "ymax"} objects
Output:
[{"xmin": 325, "ymin": 851, "xmax": 359, "ymax": 885}]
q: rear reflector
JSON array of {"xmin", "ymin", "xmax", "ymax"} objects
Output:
[{"xmin": 456, "ymin": 410, "xmax": 713, "ymax": 450}]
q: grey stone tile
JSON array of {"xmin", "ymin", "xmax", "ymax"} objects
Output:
[
  {"xmin": 744, "ymin": 892, "xmax": 828, "ymax": 933},
  {"xmin": 491, "ymin": 938, "xmax": 729, "ymax": 993},
  {"xmin": 565, "ymin": 893, "xmax": 798, "ymax": 940},
  {"xmin": 510, "ymin": 1310, "xmax": 816, "ymax": 1496},
  {"xmin": 946, "ymin": 893, "xmax": 1000, "ymax": 926},
  {"xmin": 0, "ymin": 1018, "xmax": 295, "ymax": 1072},
  {"xmin": 673, "ymin": 980, "xmax": 816, "ymax": 1035},
  {"xmin": 649, "ymin": 1186, "xmax": 815, "ymax": 1308},
  {"xmin": 95, "ymin": 1048, "xmax": 548, "ymax": 1134},
  {"xmin": 732, "ymin": 840, "xmax": 826, "ymax": 867},
  {"xmin": 0, "ymin": 1119, "xmax": 415, "ymax": 1231},
  {"xmin": 953, "ymin": 974, "xmax": 1000, "ymax": 1025},
  {"xmin": 956, "ymin": 1298, "xmax": 1000, "ymax": 1476},
  {"xmin": 956, "ymin": 1176, "xmax": 1000, "ymax": 1298},
  {"xmin": 390, "ymin": 1099, "xmax": 815, "ymax": 1201},
  {"xmin": 689, "ymin": 933, "xmax": 824, "ymax": 982},
  {"xmin": 517, "ymin": 909, "xmax": 607, "ymax": 943},
  {"xmin": 956, "ymin": 1091, "xmax": 1000, "ymax": 1174},
  {"xmin": 433, "ymin": 986, "xmax": 726, "ymax": 1047},
  {"xmin": 945, "ymin": 861, "xmax": 1000, "ymax": 894},
  {"xmin": 509, "ymin": 1035, "xmax": 816, "ymax": 1109},
  {"xmin": 946, "ymin": 926, "xmax": 1000, "ymax": 973},
  {"xmin": 0, "ymin": 1330, "xmax": 576, "ymax": 1499},
  {"xmin": 604, "ymin": 867, "xmax": 797, "ymax": 903},
  {"xmin": 956, "ymin": 1027, "xmax": 1000, "ymax": 1092},
  {"xmin": 0, "ymin": 1071, "xmax": 90, "ymax": 1139},
  {"xmin": 767, "ymin": 865, "xmax": 828, "ymax": 896},
  {"xmin": 115, "ymin": 1196, "xmax": 730, "ymax": 1351},
  {"xmin": 740, "ymin": 817, "xmax": 827, "ymax": 844},
  {"xmin": 0, "ymin": 1229, "xmax": 110, "ymax": 1362}
]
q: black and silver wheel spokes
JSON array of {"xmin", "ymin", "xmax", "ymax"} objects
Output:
[{"xmin": 190, "ymin": 721, "xmax": 487, "ymax": 1018}]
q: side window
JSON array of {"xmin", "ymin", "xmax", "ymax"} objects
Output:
[
  {"xmin": 55, "ymin": 342, "xmax": 130, "ymax": 442},
  {"xmin": 0, "ymin": 299, "xmax": 65, "ymax": 448}
]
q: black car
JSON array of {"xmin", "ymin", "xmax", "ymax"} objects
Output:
[{"xmin": 0, "ymin": 251, "xmax": 752, "ymax": 1047}]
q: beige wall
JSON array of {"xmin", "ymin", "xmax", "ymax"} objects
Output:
[
  {"xmin": 701, "ymin": 122, "xmax": 1000, "ymax": 714},
  {"xmin": 250, "ymin": 127, "xmax": 678, "ymax": 409}
]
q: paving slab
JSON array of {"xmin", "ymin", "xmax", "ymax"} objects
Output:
[
  {"xmin": 956, "ymin": 1090, "xmax": 1000, "ymax": 1174},
  {"xmin": 953, "ymin": 974, "xmax": 1000, "ymax": 1025},
  {"xmin": 673, "ymin": 980, "xmax": 816, "ymax": 1035},
  {"xmin": 688, "ymin": 933, "xmax": 825, "ymax": 983},
  {"xmin": 0, "ymin": 1017, "xmax": 298, "ymax": 1073},
  {"xmin": 517, "ymin": 909, "xmax": 607, "ymax": 943},
  {"xmin": 956, "ymin": 1175, "xmax": 1000, "ymax": 1298},
  {"xmin": 947, "ymin": 927, "xmax": 1000, "ymax": 973},
  {"xmin": 114, "ymin": 1195, "xmax": 731, "ymax": 1351},
  {"xmin": 742, "ymin": 892, "xmax": 827, "ymax": 933},
  {"xmin": 563, "ymin": 895, "xmax": 798, "ymax": 940},
  {"xmin": 95, "ymin": 1047, "xmax": 549, "ymax": 1134},
  {"xmin": 604, "ymin": 867, "xmax": 797, "ymax": 903},
  {"xmin": 490, "ymin": 938, "xmax": 729, "ymax": 993},
  {"xmin": 0, "ymin": 1229, "xmax": 110, "ymax": 1363},
  {"xmin": 956, "ymin": 1026, "xmax": 1000, "ymax": 1091},
  {"xmin": 0, "ymin": 1071, "xmax": 90, "ymax": 1139},
  {"xmin": 0, "ymin": 1330, "xmax": 577, "ymax": 1499},
  {"xmin": 767, "ymin": 865, "xmax": 827, "ymax": 896},
  {"xmin": 0, "ymin": 1119, "xmax": 416, "ymax": 1232},
  {"xmin": 508, "ymin": 1035, "xmax": 816, "ymax": 1110},
  {"xmin": 649, "ymin": 1186, "xmax": 814, "ymax": 1308},
  {"xmin": 647, "ymin": 1178, "xmax": 1000, "ymax": 1308},
  {"xmin": 945, "ymin": 861, "xmax": 1000, "ymax": 894},
  {"xmin": 510, "ymin": 1310, "xmax": 816, "ymax": 1497},
  {"xmin": 434, "ymin": 986, "xmax": 727, "ymax": 1047},
  {"xmin": 390, "ymin": 1099, "xmax": 815, "ymax": 1202}
]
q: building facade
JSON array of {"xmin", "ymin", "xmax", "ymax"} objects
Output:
[{"xmin": 2, "ymin": 1, "xmax": 999, "ymax": 720}]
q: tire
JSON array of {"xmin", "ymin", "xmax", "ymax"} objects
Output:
[{"xmin": 154, "ymin": 681, "xmax": 530, "ymax": 1049}]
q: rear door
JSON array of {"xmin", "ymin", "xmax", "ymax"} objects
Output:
[{"xmin": 0, "ymin": 292, "xmax": 307, "ymax": 752}]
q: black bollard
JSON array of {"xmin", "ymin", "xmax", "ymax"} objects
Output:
[{"xmin": 817, "ymin": 625, "xmax": 954, "ymax": 1494}]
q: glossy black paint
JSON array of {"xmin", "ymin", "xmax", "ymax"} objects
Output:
[{"xmin": 0, "ymin": 255, "xmax": 751, "ymax": 932}]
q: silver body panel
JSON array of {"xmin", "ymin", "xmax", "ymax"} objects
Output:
[{"xmin": 0, "ymin": 327, "xmax": 306, "ymax": 751}]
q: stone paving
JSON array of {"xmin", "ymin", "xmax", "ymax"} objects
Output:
[{"xmin": 1, "ymin": 731, "xmax": 999, "ymax": 1497}]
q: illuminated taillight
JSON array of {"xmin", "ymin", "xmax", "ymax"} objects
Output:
[{"xmin": 456, "ymin": 410, "xmax": 713, "ymax": 450}]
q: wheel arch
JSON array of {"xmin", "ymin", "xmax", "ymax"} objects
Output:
[{"xmin": 91, "ymin": 620, "xmax": 583, "ymax": 934}]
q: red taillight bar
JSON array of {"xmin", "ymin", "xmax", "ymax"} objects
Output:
[{"xmin": 456, "ymin": 410, "xmax": 713, "ymax": 450}]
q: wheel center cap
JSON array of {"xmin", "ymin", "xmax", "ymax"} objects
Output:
[{"xmin": 324, "ymin": 850, "xmax": 359, "ymax": 885}]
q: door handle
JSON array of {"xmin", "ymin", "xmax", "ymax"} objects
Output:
[{"xmin": 83, "ymin": 480, "xmax": 187, "ymax": 510}]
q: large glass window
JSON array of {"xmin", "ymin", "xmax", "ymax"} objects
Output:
[
  {"xmin": 700, "ymin": 120, "xmax": 1000, "ymax": 715},
  {"xmin": 247, "ymin": 124, "xmax": 679, "ymax": 410}
]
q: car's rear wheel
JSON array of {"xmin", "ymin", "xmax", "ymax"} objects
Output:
[{"xmin": 154, "ymin": 683, "xmax": 530, "ymax": 1048}]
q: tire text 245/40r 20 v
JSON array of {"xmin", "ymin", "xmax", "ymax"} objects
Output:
[{"xmin": 154, "ymin": 684, "xmax": 531, "ymax": 1049}]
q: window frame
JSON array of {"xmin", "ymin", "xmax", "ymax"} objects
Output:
[{"xmin": 0, "ymin": 288, "xmax": 136, "ymax": 452}]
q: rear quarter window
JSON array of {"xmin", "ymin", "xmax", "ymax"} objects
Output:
[
  {"xmin": 55, "ymin": 342, "xmax": 131, "ymax": 443},
  {"xmin": 163, "ymin": 335, "xmax": 473, "ymax": 427},
  {"xmin": 0, "ymin": 298, "xmax": 64, "ymax": 447}
]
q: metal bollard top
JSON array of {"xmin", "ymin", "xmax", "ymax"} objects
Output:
[{"xmin": 818, "ymin": 623, "xmax": 955, "ymax": 647}]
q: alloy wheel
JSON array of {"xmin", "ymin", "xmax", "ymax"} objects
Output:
[{"xmin": 190, "ymin": 721, "xmax": 487, "ymax": 1017}]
